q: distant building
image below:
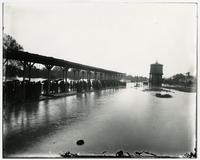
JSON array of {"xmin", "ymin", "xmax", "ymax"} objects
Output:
[{"xmin": 149, "ymin": 62, "xmax": 163, "ymax": 87}]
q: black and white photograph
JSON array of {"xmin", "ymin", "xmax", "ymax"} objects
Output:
[{"xmin": 2, "ymin": 0, "xmax": 198, "ymax": 158}]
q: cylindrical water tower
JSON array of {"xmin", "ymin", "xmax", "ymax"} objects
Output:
[{"xmin": 149, "ymin": 62, "xmax": 163, "ymax": 87}]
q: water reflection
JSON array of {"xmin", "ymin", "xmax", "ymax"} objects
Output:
[{"xmin": 3, "ymin": 84, "xmax": 196, "ymax": 157}]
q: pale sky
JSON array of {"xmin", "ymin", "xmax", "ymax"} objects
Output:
[{"xmin": 3, "ymin": 1, "xmax": 197, "ymax": 77}]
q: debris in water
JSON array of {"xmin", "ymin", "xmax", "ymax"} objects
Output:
[
  {"xmin": 60, "ymin": 151, "xmax": 78, "ymax": 157},
  {"xmin": 116, "ymin": 150, "xmax": 124, "ymax": 157},
  {"xmin": 76, "ymin": 139, "xmax": 84, "ymax": 145},
  {"xmin": 155, "ymin": 93, "xmax": 172, "ymax": 98},
  {"xmin": 59, "ymin": 150, "xmax": 180, "ymax": 158}
]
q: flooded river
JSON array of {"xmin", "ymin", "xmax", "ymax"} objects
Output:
[{"xmin": 3, "ymin": 83, "xmax": 196, "ymax": 157}]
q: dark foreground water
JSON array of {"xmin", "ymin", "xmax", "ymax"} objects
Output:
[{"xmin": 3, "ymin": 83, "xmax": 196, "ymax": 157}]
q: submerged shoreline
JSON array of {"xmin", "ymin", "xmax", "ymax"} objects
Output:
[
  {"xmin": 4, "ymin": 86, "xmax": 126, "ymax": 106},
  {"xmin": 162, "ymin": 85, "xmax": 196, "ymax": 93}
]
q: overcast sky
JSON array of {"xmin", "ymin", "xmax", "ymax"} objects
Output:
[{"xmin": 4, "ymin": 1, "xmax": 197, "ymax": 77}]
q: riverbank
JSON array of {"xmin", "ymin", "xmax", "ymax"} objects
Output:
[
  {"xmin": 163, "ymin": 85, "xmax": 196, "ymax": 93},
  {"xmin": 143, "ymin": 88, "xmax": 171, "ymax": 92}
]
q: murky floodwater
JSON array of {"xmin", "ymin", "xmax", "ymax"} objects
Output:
[{"xmin": 3, "ymin": 83, "xmax": 196, "ymax": 157}]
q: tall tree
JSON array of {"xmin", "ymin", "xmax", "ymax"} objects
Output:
[
  {"xmin": 3, "ymin": 34, "xmax": 24, "ymax": 68},
  {"xmin": 3, "ymin": 34, "xmax": 24, "ymax": 53},
  {"xmin": 3, "ymin": 34, "xmax": 25, "ymax": 77}
]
